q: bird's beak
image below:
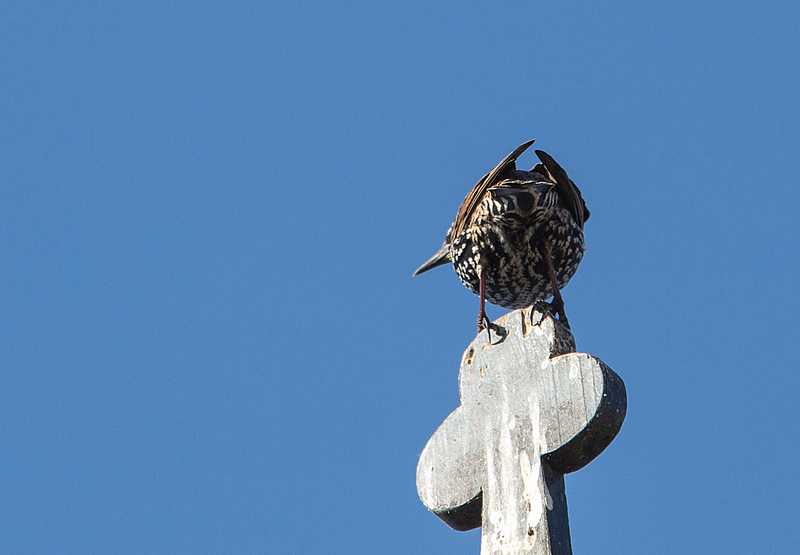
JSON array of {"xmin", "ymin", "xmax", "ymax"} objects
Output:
[{"xmin": 413, "ymin": 242, "xmax": 452, "ymax": 276}]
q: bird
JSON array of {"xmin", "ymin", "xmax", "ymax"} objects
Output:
[{"xmin": 413, "ymin": 139, "xmax": 589, "ymax": 336}]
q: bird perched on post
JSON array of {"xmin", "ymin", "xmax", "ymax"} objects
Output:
[{"xmin": 413, "ymin": 140, "xmax": 589, "ymax": 336}]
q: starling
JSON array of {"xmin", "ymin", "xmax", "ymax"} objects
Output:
[{"xmin": 413, "ymin": 140, "xmax": 589, "ymax": 334}]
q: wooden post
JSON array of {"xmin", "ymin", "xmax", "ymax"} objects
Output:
[{"xmin": 417, "ymin": 307, "xmax": 626, "ymax": 554}]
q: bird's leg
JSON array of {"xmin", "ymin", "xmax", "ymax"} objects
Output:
[
  {"xmin": 478, "ymin": 267, "xmax": 492, "ymax": 342},
  {"xmin": 531, "ymin": 246, "xmax": 570, "ymax": 328},
  {"xmin": 543, "ymin": 246, "xmax": 569, "ymax": 327}
]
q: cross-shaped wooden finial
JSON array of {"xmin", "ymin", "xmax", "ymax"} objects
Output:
[{"xmin": 417, "ymin": 307, "xmax": 626, "ymax": 554}]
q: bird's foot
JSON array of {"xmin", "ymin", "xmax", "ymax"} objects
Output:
[
  {"xmin": 531, "ymin": 301, "xmax": 553, "ymax": 322},
  {"xmin": 530, "ymin": 302, "xmax": 549, "ymax": 326},
  {"xmin": 477, "ymin": 313, "xmax": 504, "ymax": 344},
  {"xmin": 477, "ymin": 312, "xmax": 492, "ymax": 343},
  {"xmin": 532, "ymin": 300, "xmax": 570, "ymax": 329}
]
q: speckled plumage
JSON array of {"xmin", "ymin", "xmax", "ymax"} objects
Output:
[{"xmin": 414, "ymin": 140, "xmax": 589, "ymax": 329}]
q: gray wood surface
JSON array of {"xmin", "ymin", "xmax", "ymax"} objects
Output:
[{"xmin": 417, "ymin": 307, "xmax": 626, "ymax": 554}]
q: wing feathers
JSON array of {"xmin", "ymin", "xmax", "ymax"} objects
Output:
[
  {"xmin": 452, "ymin": 140, "xmax": 536, "ymax": 239},
  {"xmin": 534, "ymin": 149, "xmax": 589, "ymax": 229}
]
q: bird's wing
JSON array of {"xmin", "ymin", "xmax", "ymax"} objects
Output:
[
  {"xmin": 534, "ymin": 150, "xmax": 590, "ymax": 229},
  {"xmin": 452, "ymin": 140, "xmax": 536, "ymax": 239}
]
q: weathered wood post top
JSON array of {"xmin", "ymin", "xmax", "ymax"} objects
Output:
[{"xmin": 417, "ymin": 307, "xmax": 626, "ymax": 554}]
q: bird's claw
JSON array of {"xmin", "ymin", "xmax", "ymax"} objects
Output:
[
  {"xmin": 530, "ymin": 302, "xmax": 549, "ymax": 326},
  {"xmin": 478, "ymin": 313, "xmax": 507, "ymax": 344},
  {"xmin": 531, "ymin": 300, "xmax": 570, "ymax": 329},
  {"xmin": 478, "ymin": 312, "xmax": 492, "ymax": 343}
]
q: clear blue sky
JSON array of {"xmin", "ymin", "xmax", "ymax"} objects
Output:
[{"xmin": 2, "ymin": 2, "xmax": 799, "ymax": 553}]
